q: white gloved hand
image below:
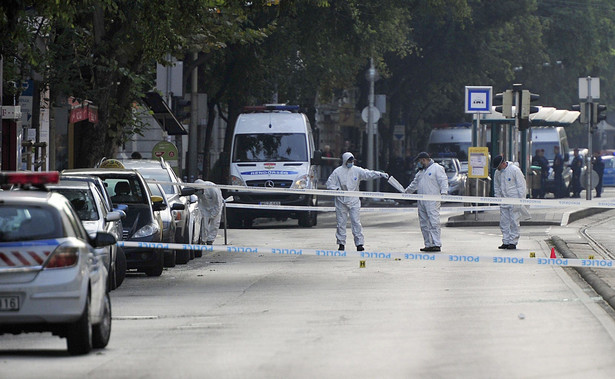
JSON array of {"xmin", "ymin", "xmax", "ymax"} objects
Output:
[{"xmin": 381, "ymin": 172, "xmax": 389, "ymax": 179}]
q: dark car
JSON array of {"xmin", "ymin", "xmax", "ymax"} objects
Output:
[{"xmin": 62, "ymin": 168, "xmax": 166, "ymax": 276}]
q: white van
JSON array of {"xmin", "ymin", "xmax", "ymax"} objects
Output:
[
  {"xmin": 228, "ymin": 105, "xmax": 321, "ymax": 228},
  {"xmin": 426, "ymin": 125, "xmax": 473, "ymax": 163},
  {"xmin": 530, "ymin": 126, "xmax": 571, "ymax": 196}
]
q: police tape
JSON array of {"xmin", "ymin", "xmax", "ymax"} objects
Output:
[
  {"xmin": 118, "ymin": 241, "xmax": 615, "ymax": 269},
  {"xmin": 154, "ymin": 180, "xmax": 615, "ymax": 209},
  {"xmin": 224, "ymin": 202, "xmax": 502, "ymax": 213}
]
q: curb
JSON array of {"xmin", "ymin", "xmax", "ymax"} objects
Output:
[
  {"xmin": 446, "ymin": 207, "xmax": 610, "ymax": 227},
  {"xmin": 552, "ymin": 236, "xmax": 615, "ymax": 312}
]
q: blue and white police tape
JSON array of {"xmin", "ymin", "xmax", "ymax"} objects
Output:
[
  {"xmin": 118, "ymin": 241, "xmax": 615, "ymax": 269},
  {"xmin": 152, "ymin": 180, "xmax": 615, "ymax": 209}
]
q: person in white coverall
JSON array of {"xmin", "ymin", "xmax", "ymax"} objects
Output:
[
  {"xmin": 326, "ymin": 152, "xmax": 389, "ymax": 251},
  {"xmin": 404, "ymin": 152, "xmax": 448, "ymax": 252},
  {"xmin": 194, "ymin": 179, "xmax": 224, "ymax": 245},
  {"xmin": 492, "ymin": 155, "xmax": 527, "ymax": 250}
]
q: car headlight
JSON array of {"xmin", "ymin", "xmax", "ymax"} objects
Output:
[
  {"xmin": 230, "ymin": 175, "xmax": 246, "ymax": 186},
  {"xmin": 132, "ymin": 223, "xmax": 160, "ymax": 238},
  {"xmin": 291, "ymin": 174, "xmax": 308, "ymax": 189}
]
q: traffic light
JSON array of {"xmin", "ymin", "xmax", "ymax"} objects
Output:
[
  {"xmin": 571, "ymin": 103, "xmax": 588, "ymax": 124},
  {"xmin": 520, "ymin": 90, "xmax": 540, "ymax": 119},
  {"xmin": 593, "ymin": 102, "xmax": 607, "ymax": 124},
  {"xmin": 173, "ymin": 97, "xmax": 191, "ymax": 124},
  {"xmin": 494, "ymin": 89, "xmax": 513, "ymax": 118}
]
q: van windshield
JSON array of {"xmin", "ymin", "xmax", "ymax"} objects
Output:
[
  {"xmin": 232, "ymin": 133, "xmax": 308, "ymax": 162},
  {"xmin": 532, "ymin": 142, "xmax": 560, "ymax": 161},
  {"xmin": 427, "ymin": 143, "xmax": 471, "ymax": 161}
]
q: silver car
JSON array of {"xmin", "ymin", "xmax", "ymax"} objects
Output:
[
  {"xmin": 48, "ymin": 179, "xmax": 125, "ymax": 290},
  {"xmin": 0, "ymin": 171, "xmax": 116, "ymax": 355},
  {"xmin": 148, "ymin": 182, "xmax": 185, "ymax": 266}
]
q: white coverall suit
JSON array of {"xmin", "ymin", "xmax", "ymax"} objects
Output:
[
  {"xmin": 405, "ymin": 160, "xmax": 448, "ymax": 248},
  {"xmin": 326, "ymin": 152, "xmax": 387, "ymax": 247},
  {"xmin": 493, "ymin": 162, "xmax": 527, "ymax": 246},
  {"xmin": 194, "ymin": 179, "xmax": 224, "ymax": 244}
]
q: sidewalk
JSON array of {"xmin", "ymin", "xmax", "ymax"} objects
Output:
[{"xmin": 446, "ymin": 187, "xmax": 615, "ymax": 227}]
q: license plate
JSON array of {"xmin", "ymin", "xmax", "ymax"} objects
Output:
[
  {"xmin": 260, "ymin": 201, "xmax": 281, "ymax": 206},
  {"xmin": 0, "ymin": 296, "xmax": 19, "ymax": 311}
]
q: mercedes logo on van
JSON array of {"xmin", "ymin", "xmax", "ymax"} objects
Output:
[{"xmin": 265, "ymin": 180, "xmax": 275, "ymax": 188}]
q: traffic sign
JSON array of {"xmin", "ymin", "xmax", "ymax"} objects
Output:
[
  {"xmin": 361, "ymin": 106, "xmax": 381, "ymax": 123},
  {"xmin": 579, "ymin": 77, "xmax": 600, "ymax": 100},
  {"xmin": 465, "ymin": 86, "xmax": 492, "ymax": 113},
  {"xmin": 393, "ymin": 125, "xmax": 405, "ymax": 140}
]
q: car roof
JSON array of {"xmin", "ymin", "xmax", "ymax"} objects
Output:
[
  {"xmin": 48, "ymin": 180, "xmax": 93, "ymax": 190},
  {"xmin": 63, "ymin": 168, "xmax": 142, "ymax": 177},
  {"xmin": 0, "ymin": 190, "xmax": 66, "ymax": 207},
  {"xmin": 119, "ymin": 159, "xmax": 168, "ymax": 169}
]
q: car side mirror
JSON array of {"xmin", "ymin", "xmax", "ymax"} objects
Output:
[
  {"xmin": 91, "ymin": 231, "xmax": 117, "ymax": 248},
  {"xmin": 171, "ymin": 202, "xmax": 185, "ymax": 211},
  {"xmin": 180, "ymin": 187, "xmax": 196, "ymax": 196},
  {"xmin": 105, "ymin": 211, "xmax": 122, "ymax": 222}
]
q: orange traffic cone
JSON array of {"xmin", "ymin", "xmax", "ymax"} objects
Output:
[{"xmin": 550, "ymin": 247, "xmax": 556, "ymax": 259}]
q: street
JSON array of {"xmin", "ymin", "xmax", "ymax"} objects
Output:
[{"xmin": 3, "ymin": 202, "xmax": 615, "ymax": 378}]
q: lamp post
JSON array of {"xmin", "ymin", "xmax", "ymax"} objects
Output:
[{"xmin": 365, "ymin": 58, "xmax": 379, "ymax": 192}]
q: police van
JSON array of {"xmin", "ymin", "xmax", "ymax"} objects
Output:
[{"xmin": 228, "ymin": 104, "xmax": 322, "ymax": 228}]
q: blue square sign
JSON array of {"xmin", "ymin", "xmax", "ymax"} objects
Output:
[{"xmin": 465, "ymin": 86, "xmax": 492, "ymax": 113}]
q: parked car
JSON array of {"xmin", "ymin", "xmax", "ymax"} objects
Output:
[
  {"xmin": 0, "ymin": 171, "xmax": 116, "ymax": 355},
  {"xmin": 113, "ymin": 158, "xmax": 196, "ymax": 264},
  {"xmin": 62, "ymin": 168, "xmax": 166, "ymax": 276},
  {"xmin": 433, "ymin": 157, "xmax": 467, "ymax": 196},
  {"xmin": 602, "ymin": 155, "xmax": 615, "ymax": 186},
  {"xmin": 47, "ymin": 179, "xmax": 125, "ymax": 290},
  {"xmin": 148, "ymin": 182, "xmax": 185, "ymax": 266}
]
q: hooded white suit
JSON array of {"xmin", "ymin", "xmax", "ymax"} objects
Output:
[
  {"xmin": 405, "ymin": 159, "xmax": 448, "ymax": 248},
  {"xmin": 326, "ymin": 152, "xmax": 387, "ymax": 247},
  {"xmin": 493, "ymin": 161, "xmax": 526, "ymax": 246},
  {"xmin": 194, "ymin": 179, "xmax": 224, "ymax": 243}
]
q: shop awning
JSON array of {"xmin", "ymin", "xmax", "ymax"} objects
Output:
[{"xmin": 142, "ymin": 92, "xmax": 188, "ymax": 135}]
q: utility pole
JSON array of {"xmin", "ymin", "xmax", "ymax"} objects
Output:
[
  {"xmin": 364, "ymin": 58, "xmax": 379, "ymax": 192},
  {"xmin": 188, "ymin": 52, "xmax": 198, "ymax": 181}
]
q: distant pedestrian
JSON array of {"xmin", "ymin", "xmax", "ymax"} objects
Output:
[
  {"xmin": 553, "ymin": 146, "xmax": 565, "ymax": 198},
  {"xmin": 570, "ymin": 148, "xmax": 583, "ymax": 198},
  {"xmin": 326, "ymin": 152, "xmax": 389, "ymax": 252},
  {"xmin": 321, "ymin": 145, "xmax": 335, "ymax": 182},
  {"xmin": 593, "ymin": 152, "xmax": 605, "ymax": 197},
  {"xmin": 492, "ymin": 155, "xmax": 527, "ymax": 250},
  {"xmin": 531, "ymin": 149, "xmax": 549, "ymax": 198},
  {"xmin": 404, "ymin": 152, "xmax": 448, "ymax": 252},
  {"xmin": 194, "ymin": 179, "xmax": 224, "ymax": 245}
]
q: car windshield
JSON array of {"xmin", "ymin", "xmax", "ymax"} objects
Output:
[
  {"xmin": 0, "ymin": 205, "xmax": 63, "ymax": 242},
  {"xmin": 427, "ymin": 143, "xmax": 470, "ymax": 161},
  {"xmin": 137, "ymin": 168, "xmax": 176, "ymax": 195},
  {"xmin": 53, "ymin": 189, "xmax": 99, "ymax": 221},
  {"xmin": 232, "ymin": 133, "xmax": 307, "ymax": 162}
]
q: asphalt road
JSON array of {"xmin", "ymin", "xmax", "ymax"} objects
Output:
[{"xmin": 3, "ymin": 199, "xmax": 615, "ymax": 378}]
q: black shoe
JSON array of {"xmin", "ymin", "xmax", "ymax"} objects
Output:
[
  {"xmin": 428, "ymin": 246, "xmax": 441, "ymax": 252},
  {"xmin": 498, "ymin": 244, "xmax": 509, "ymax": 249},
  {"xmin": 506, "ymin": 244, "xmax": 517, "ymax": 250},
  {"xmin": 206, "ymin": 241, "xmax": 213, "ymax": 245},
  {"xmin": 338, "ymin": 244, "xmax": 345, "ymax": 251},
  {"xmin": 420, "ymin": 247, "xmax": 430, "ymax": 252},
  {"xmin": 357, "ymin": 245, "xmax": 364, "ymax": 251}
]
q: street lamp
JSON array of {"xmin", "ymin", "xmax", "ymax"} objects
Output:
[{"xmin": 365, "ymin": 58, "xmax": 379, "ymax": 192}]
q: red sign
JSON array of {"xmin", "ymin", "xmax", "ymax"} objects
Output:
[{"xmin": 69, "ymin": 105, "xmax": 99, "ymax": 124}]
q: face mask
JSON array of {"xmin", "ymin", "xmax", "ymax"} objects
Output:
[
  {"xmin": 346, "ymin": 162, "xmax": 353, "ymax": 168},
  {"xmin": 417, "ymin": 162, "xmax": 424, "ymax": 169}
]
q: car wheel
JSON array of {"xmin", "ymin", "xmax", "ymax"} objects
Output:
[
  {"xmin": 92, "ymin": 292, "xmax": 112, "ymax": 349},
  {"xmin": 145, "ymin": 252, "xmax": 164, "ymax": 277},
  {"xmin": 298, "ymin": 197, "xmax": 317, "ymax": 227},
  {"xmin": 115, "ymin": 247, "xmax": 127, "ymax": 289},
  {"xmin": 164, "ymin": 250, "xmax": 176, "ymax": 267},
  {"xmin": 176, "ymin": 250, "xmax": 190, "ymax": 264},
  {"xmin": 66, "ymin": 292, "xmax": 92, "ymax": 356}
]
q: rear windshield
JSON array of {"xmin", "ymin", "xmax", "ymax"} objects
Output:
[
  {"xmin": 137, "ymin": 168, "xmax": 176, "ymax": 195},
  {"xmin": 53, "ymin": 188, "xmax": 99, "ymax": 221},
  {"xmin": 101, "ymin": 177, "xmax": 147, "ymax": 205},
  {"xmin": 0, "ymin": 205, "xmax": 63, "ymax": 242},
  {"xmin": 232, "ymin": 133, "xmax": 307, "ymax": 162}
]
